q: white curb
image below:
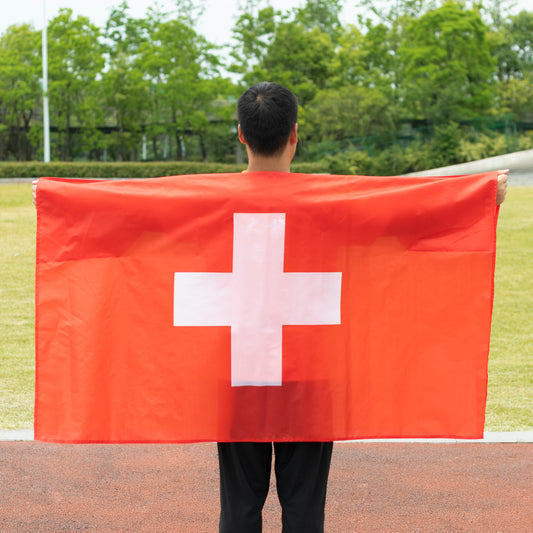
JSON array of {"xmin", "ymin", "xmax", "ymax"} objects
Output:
[
  {"xmin": 0, "ymin": 430, "xmax": 532, "ymax": 443},
  {"xmin": 0, "ymin": 430, "xmax": 34, "ymax": 441},
  {"xmin": 343, "ymin": 431, "xmax": 533, "ymax": 443}
]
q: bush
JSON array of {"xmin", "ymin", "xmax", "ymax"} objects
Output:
[
  {"xmin": 0, "ymin": 160, "xmax": 338, "ymax": 179},
  {"xmin": 322, "ymin": 150, "xmax": 372, "ymax": 175},
  {"xmin": 0, "ymin": 161, "xmax": 246, "ymax": 179},
  {"xmin": 291, "ymin": 161, "xmax": 329, "ymax": 174}
]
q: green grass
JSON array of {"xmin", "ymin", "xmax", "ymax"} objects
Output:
[
  {"xmin": 0, "ymin": 184, "xmax": 531, "ymax": 431},
  {"xmin": 0, "ymin": 184, "xmax": 36, "ymax": 429},
  {"xmin": 486, "ymin": 187, "xmax": 533, "ymax": 431}
]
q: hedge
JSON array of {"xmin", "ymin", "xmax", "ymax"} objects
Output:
[{"xmin": 0, "ymin": 160, "xmax": 327, "ymax": 179}]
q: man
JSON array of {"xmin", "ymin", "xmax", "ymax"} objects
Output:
[
  {"xmin": 217, "ymin": 81, "xmax": 509, "ymax": 533},
  {"xmin": 218, "ymin": 82, "xmax": 333, "ymax": 533}
]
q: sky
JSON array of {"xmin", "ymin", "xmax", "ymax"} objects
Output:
[
  {"xmin": 0, "ymin": 0, "xmax": 530, "ymax": 46},
  {"xmin": 0, "ymin": 0, "xmax": 309, "ymax": 45}
]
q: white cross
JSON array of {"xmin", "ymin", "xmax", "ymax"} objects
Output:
[{"xmin": 173, "ymin": 213, "xmax": 342, "ymax": 386}]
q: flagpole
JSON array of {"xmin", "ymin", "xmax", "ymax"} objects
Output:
[{"xmin": 42, "ymin": 0, "xmax": 50, "ymax": 162}]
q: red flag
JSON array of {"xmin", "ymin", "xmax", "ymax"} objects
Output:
[{"xmin": 35, "ymin": 172, "xmax": 498, "ymax": 443}]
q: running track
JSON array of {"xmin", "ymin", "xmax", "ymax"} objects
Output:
[{"xmin": 1, "ymin": 441, "xmax": 531, "ymax": 531}]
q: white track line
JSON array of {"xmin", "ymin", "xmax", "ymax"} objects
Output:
[{"xmin": 0, "ymin": 430, "xmax": 532, "ymax": 443}]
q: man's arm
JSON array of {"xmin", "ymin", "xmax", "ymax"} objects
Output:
[
  {"xmin": 32, "ymin": 180, "xmax": 37, "ymax": 206},
  {"xmin": 31, "ymin": 171, "xmax": 510, "ymax": 206}
]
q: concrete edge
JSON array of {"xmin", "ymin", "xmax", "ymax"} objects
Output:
[
  {"xmin": 402, "ymin": 148, "xmax": 533, "ymax": 176},
  {"xmin": 343, "ymin": 431, "xmax": 533, "ymax": 443},
  {"xmin": 0, "ymin": 430, "xmax": 34, "ymax": 441},
  {"xmin": 1, "ymin": 430, "xmax": 532, "ymax": 443}
]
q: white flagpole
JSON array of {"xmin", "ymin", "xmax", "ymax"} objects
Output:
[{"xmin": 42, "ymin": 0, "xmax": 50, "ymax": 162}]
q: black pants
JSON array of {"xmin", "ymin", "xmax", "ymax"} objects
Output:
[{"xmin": 218, "ymin": 442, "xmax": 333, "ymax": 533}]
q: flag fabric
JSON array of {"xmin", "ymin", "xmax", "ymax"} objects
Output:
[{"xmin": 35, "ymin": 172, "xmax": 499, "ymax": 443}]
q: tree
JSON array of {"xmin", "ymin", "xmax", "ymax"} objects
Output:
[
  {"xmin": 398, "ymin": 1, "xmax": 496, "ymax": 122},
  {"xmin": 230, "ymin": 3, "xmax": 283, "ymax": 76},
  {"xmin": 101, "ymin": 2, "xmax": 150, "ymax": 161},
  {"xmin": 489, "ymin": 8, "xmax": 533, "ymax": 118},
  {"xmin": 247, "ymin": 21, "xmax": 336, "ymax": 103},
  {"xmin": 47, "ymin": 9, "xmax": 104, "ymax": 160},
  {"xmin": 506, "ymin": 10, "xmax": 533, "ymax": 76},
  {"xmin": 293, "ymin": 0, "xmax": 343, "ymax": 40},
  {"xmin": 173, "ymin": 0, "xmax": 206, "ymax": 25},
  {"xmin": 139, "ymin": 12, "xmax": 228, "ymax": 161},
  {"xmin": 0, "ymin": 24, "xmax": 41, "ymax": 160},
  {"xmin": 333, "ymin": 23, "xmax": 394, "ymax": 89},
  {"xmin": 356, "ymin": 0, "xmax": 437, "ymax": 26},
  {"xmin": 300, "ymin": 85, "xmax": 395, "ymax": 143}
]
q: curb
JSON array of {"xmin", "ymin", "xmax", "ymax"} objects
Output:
[{"xmin": 1, "ymin": 430, "xmax": 532, "ymax": 442}]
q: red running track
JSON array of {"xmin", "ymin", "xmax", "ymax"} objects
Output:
[{"xmin": 0, "ymin": 442, "xmax": 531, "ymax": 532}]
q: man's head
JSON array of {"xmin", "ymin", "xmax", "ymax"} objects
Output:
[{"xmin": 237, "ymin": 82, "xmax": 298, "ymax": 157}]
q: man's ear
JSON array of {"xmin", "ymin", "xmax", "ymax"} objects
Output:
[
  {"xmin": 237, "ymin": 124, "xmax": 247, "ymax": 145},
  {"xmin": 289, "ymin": 123, "xmax": 298, "ymax": 145}
]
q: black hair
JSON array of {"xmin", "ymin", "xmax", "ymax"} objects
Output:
[{"xmin": 237, "ymin": 82, "xmax": 298, "ymax": 156}]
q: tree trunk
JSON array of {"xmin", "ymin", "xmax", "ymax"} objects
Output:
[
  {"xmin": 23, "ymin": 111, "xmax": 33, "ymax": 160},
  {"xmin": 65, "ymin": 97, "xmax": 71, "ymax": 161},
  {"xmin": 199, "ymin": 132, "xmax": 207, "ymax": 162},
  {"xmin": 172, "ymin": 110, "xmax": 183, "ymax": 161},
  {"xmin": 117, "ymin": 113, "xmax": 124, "ymax": 162}
]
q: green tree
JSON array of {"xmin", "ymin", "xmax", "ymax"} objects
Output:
[
  {"xmin": 139, "ymin": 13, "xmax": 227, "ymax": 161},
  {"xmin": 47, "ymin": 9, "xmax": 104, "ymax": 160},
  {"xmin": 230, "ymin": 3, "xmax": 283, "ymax": 76},
  {"xmin": 496, "ymin": 77, "xmax": 533, "ymax": 119},
  {"xmin": 398, "ymin": 1, "xmax": 496, "ymax": 122},
  {"xmin": 356, "ymin": 0, "xmax": 436, "ymax": 26},
  {"xmin": 248, "ymin": 21, "xmax": 335, "ymax": 103},
  {"xmin": 101, "ymin": 2, "xmax": 150, "ymax": 161},
  {"xmin": 490, "ymin": 9, "xmax": 533, "ymax": 119},
  {"xmin": 334, "ymin": 23, "xmax": 395, "ymax": 89},
  {"xmin": 300, "ymin": 85, "xmax": 395, "ymax": 144},
  {"xmin": 0, "ymin": 24, "xmax": 41, "ymax": 160},
  {"xmin": 293, "ymin": 0, "xmax": 343, "ymax": 40},
  {"xmin": 173, "ymin": 0, "xmax": 206, "ymax": 25},
  {"xmin": 489, "ymin": 8, "xmax": 533, "ymax": 82},
  {"xmin": 507, "ymin": 9, "xmax": 533, "ymax": 75}
]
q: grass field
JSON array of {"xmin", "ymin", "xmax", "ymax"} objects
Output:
[
  {"xmin": 0, "ymin": 183, "xmax": 531, "ymax": 431},
  {"xmin": 0, "ymin": 184, "xmax": 36, "ymax": 429}
]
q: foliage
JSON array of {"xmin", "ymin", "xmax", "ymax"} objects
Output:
[
  {"xmin": 0, "ymin": 160, "xmax": 332, "ymax": 178},
  {"xmin": 246, "ymin": 21, "xmax": 336, "ymax": 104},
  {"xmin": 300, "ymin": 85, "xmax": 395, "ymax": 143},
  {"xmin": 293, "ymin": 0, "xmax": 343, "ymax": 40},
  {"xmin": 309, "ymin": 126, "xmax": 532, "ymax": 176},
  {"xmin": 47, "ymin": 9, "xmax": 105, "ymax": 161},
  {"xmin": 399, "ymin": 1, "xmax": 496, "ymax": 122},
  {"xmin": 0, "ymin": 161, "xmax": 245, "ymax": 178},
  {"xmin": 101, "ymin": 2, "xmax": 151, "ymax": 162},
  {"xmin": 229, "ymin": 4, "xmax": 283, "ymax": 75},
  {"xmin": 323, "ymin": 150, "xmax": 373, "ymax": 175},
  {"xmin": 0, "ymin": 25, "xmax": 41, "ymax": 160},
  {"xmin": 0, "ymin": 1, "xmax": 533, "ymax": 166}
]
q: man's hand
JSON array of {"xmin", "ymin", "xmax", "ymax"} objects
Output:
[
  {"xmin": 32, "ymin": 180, "xmax": 37, "ymax": 206},
  {"xmin": 496, "ymin": 170, "xmax": 508, "ymax": 206}
]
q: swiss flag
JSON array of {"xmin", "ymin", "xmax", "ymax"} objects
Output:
[{"xmin": 35, "ymin": 172, "xmax": 498, "ymax": 443}]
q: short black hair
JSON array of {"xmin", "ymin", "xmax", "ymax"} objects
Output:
[{"xmin": 237, "ymin": 82, "xmax": 298, "ymax": 156}]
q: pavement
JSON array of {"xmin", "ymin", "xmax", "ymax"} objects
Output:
[
  {"xmin": 403, "ymin": 148, "xmax": 533, "ymax": 183},
  {"xmin": 0, "ymin": 439, "xmax": 531, "ymax": 532}
]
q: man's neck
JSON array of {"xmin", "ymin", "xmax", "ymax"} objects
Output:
[{"xmin": 246, "ymin": 157, "xmax": 291, "ymax": 173}]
